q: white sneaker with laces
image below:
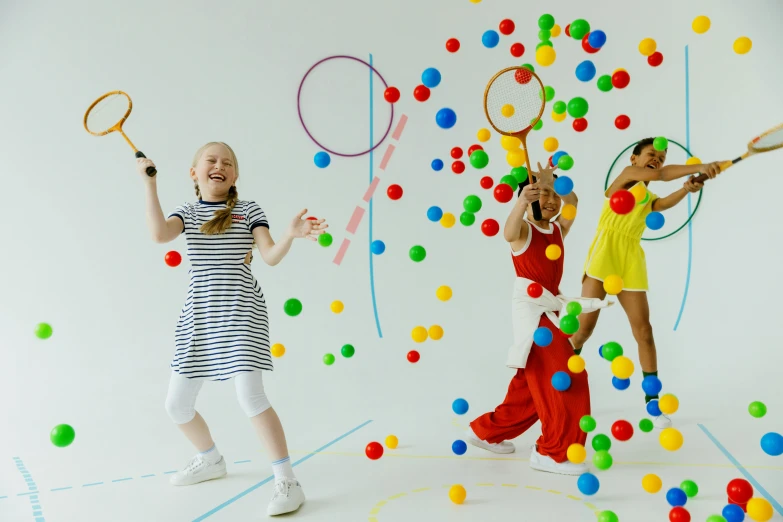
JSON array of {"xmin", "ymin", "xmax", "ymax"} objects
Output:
[
  {"xmin": 169, "ymin": 454, "xmax": 227, "ymax": 486},
  {"xmin": 529, "ymin": 446, "xmax": 588, "ymax": 476},
  {"xmin": 653, "ymin": 413, "xmax": 672, "ymax": 429},
  {"xmin": 268, "ymin": 478, "xmax": 305, "ymax": 516},
  {"xmin": 464, "ymin": 428, "xmax": 516, "ymax": 454}
]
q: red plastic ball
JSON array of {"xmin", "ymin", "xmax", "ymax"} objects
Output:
[
  {"xmin": 164, "ymin": 251, "xmax": 182, "ymax": 267},
  {"xmin": 514, "ymin": 68, "xmax": 533, "ymax": 85},
  {"xmin": 494, "ymin": 183, "xmax": 513, "ymax": 203},
  {"xmin": 565, "ymin": 24, "xmax": 571, "ymax": 37},
  {"xmin": 527, "ymin": 282, "xmax": 544, "ymax": 298},
  {"xmin": 648, "ymin": 51, "xmax": 664, "ymax": 67},
  {"xmin": 548, "ymin": 155, "xmax": 554, "ymax": 167},
  {"xmin": 615, "ymin": 114, "xmax": 631, "ymax": 130},
  {"xmin": 407, "ymin": 350, "xmax": 420, "ymax": 363},
  {"xmin": 383, "ymin": 87, "xmax": 400, "ymax": 103},
  {"xmin": 451, "ymin": 147, "xmax": 463, "ymax": 159},
  {"xmin": 452, "ymin": 161, "xmax": 465, "ymax": 174},
  {"xmin": 481, "ymin": 218, "xmax": 500, "ymax": 237},
  {"xmin": 611, "ymin": 70, "xmax": 631, "ymax": 89},
  {"xmin": 480, "ymin": 176, "xmax": 494, "ymax": 189},
  {"xmin": 611, "ymin": 420, "xmax": 634, "ymax": 441},
  {"xmin": 387, "ymin": 184, "xmax": 403, "ymax": 200},
  {"xmin": 468, "ymin": 144, "xmax": 483, "ymax": 156},
  {"xmin": 573, "ymin": 118, "xmax": 588, "ymax": 132},
  {"xmin": 306, "ymin": 216, "xmax": 317, "ymax": 220},
  {"xmin": 582, "ymin": 34, "xmax": 599, "ymax": 54},
  {"xmin": 365, "ymin": 442, "xmax": 384, "ymax": 460},
  {"xmin": 669, "ymin": 507, "xmax": 691, "ymax": 522},
  {"xmin": 413, "ymin": 84, "xmax": 430, "ymax": 102},
  {"xmin": 727, "ymin": 478, "xmax": 753, "ymax": 504},
  {"xmin": 446, "ymin": 38, "xmax": 460, "ymax": 53},
  {"xmin": 510, "ymin": 42, "xmax": 525, "ymax": 58},
  {"xmin": 609, "ymin": 190, "xmax": 635, "ymax": 214},
  {"xmin": 499, "ymin": 18, "xmax": 515, "ymax": 35}
]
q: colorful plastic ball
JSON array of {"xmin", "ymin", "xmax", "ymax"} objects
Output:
[
  {"xmin": 667, "ymin": 487, "xmax": 688, "ymax": 507},
  {"xmin": 383, "ymin": 86, "xmax": 400, "ymax": 103},
  {"xmin": 468, "ymin": 144, "xmax": 483, "ymax": 156},
  {"xmin": 639, "ymin": 419, "xmax": 654, "ymax": 432},
  {"xmin": 365, "ymin": 442, "xmax": 383, "ymax": 460},
  {"xmin": 318, "ymin": 232, "xmax": 333, "ymax": 247},
  {"xmin": 611, "ymin": 355, "xmax": 634, "ymax": 379},
  {"xmin": 34, "ymin": 322, "xmax": 53, "ymax": 340},
  {"xmin": 271, "ymin": 343, "xmax": 285, "ymax": 357},
  {"xmin": 283, "ymin": 298, "xmax": 303, "ymax": 316},
  {"xmin": 323, "ymin": 353, "xmax": 335, "ymax": 365},
  {"xmin": 602, "ymin": 341, "xmax": 623, "ymax": 361},
  {"xmin": 543, "ymin": 136, "xmax": 558, "ymax": 152},
  {"xmin": 582, "ymin": 34, "xmax": 599, "ymax": 54},
  {"xmin": 588, "ymin": 30, "xmax": 606, "ymax": 49},
  {"xmin": 610, "ymin": 189, "xmax": 635, "ymax": 214},
  {"xmin": 639, "ymin": 38, "xmax": 657, "ymax": 56},
  {"xmin": 573, "ymin": 118, "xmax": 588, "ymax": 132},
  {"xmin": 482, "ymin": 30, "xmax": 500, "ymax": 48},
  {"xmin": 747, "ymin": 498, "xmax": 773, "ymax": 521},
  {"xmin": 545, "ymin": 244, "xmax": 562, "ymax": 260},
  {"xmin": 426, "ymin": 206, "xmax": 444, "ymax": 222},
  {"xmin": 648, "ymin": 52, "xmax": 664, "ymax": 67},
  {"xmin": 597, "ymin": 75, "xmax": 613, "ymax": 92},
  {"xmin": 428, "ymin": 325, "xmax": 444, "ymax": 341},
  {"xmin": 499, "ymin": 175, "xmax": 519, "ymax": 191},
  {"xmin": 452, "ymin": 149, "xmax": 464, "ymax": 162},
  {"xmin": 409, "ymin": 245, "xmax": 426, "ymax": 262},
  {"xmin": 669, "ymin": 507, "xmax": 691, "ymax": 522},
  {"xmin": 452, "ymin": 439, "xmax": 468, "ymax": 455},
  {"xmin": 536, "ymin": 41, "xmax": 552, "ymax": 51},
  {"xmin": 441, "ymin": 213, "xmax": 456, "ymax": 228},
  {"xmin": 460, "ymin": 212, "xmax": 475, "ymax": 226},
  {"xmin": 692, "ymin": 16, "xmax": 711, "ymax": 34},
  {"xmin": 536, "ymin": 45, "xmax": 556, "ymax": 66},
  {"xmin": 407, "ymin": 350, "xmax": 420, "ymax": 363},
  {"xmin": 642, "ymin": 375, "xmax": 663, "ymax": 396},
  {"xmin": 593, "ymin": 450, "xmax": 613, "ymax": 470},
  {"xmin": 612, "ymin": 377, "xmax": 631, "ymax": 390},
  {"xmin": 532, "ymin": 119, "xmax": 543, "ymax": 131},
  {"xmin": 646, "ymin": 211, "xmax": 665, "ymax": 230},
  {"xmin": 659, "ymin": 394, "xmax": 679, "ymax": 415},
  {"xmin": 479, "ymin": 176, "xmax": 493, "ymax": 190},
  {"xmin": 164, "ymin": 250, "xmax": 182, "ymax": 267},
  {"xmin": 551, "ymin": 371, "xmax": 571, "ymax": 391},
  {"xmin": 446, "ymin": 38, "xmax": 460, "ymax": 52},
  {"xmin": 515, "ymin": 67, "xmax": 533, "ymax": 84},
  {"xmin": 533, "ymin": 326, "xmax": 553, "ymax": 346},
  {"xmin": 575, "ymin": 60, "xmax": 596, "ymax": 82},
  {"xmin": 557, "ymin": 154, "xmax": 574, "ymax": 171},
  {"xmin": 538, "ymin": 14, "xmax": 555, "ymax": 30},
  {"xmin": 567, "ymin": 443, "xmax": 586, "ymax": 463},
  {"xmin": 567, "ymin": 97, "xmax": 589, "ymax": 118},
  {"xmin": 615, "ymin": 114, "xmax": 631, "ymax": 129},
  {"xmin": 385, "ymin": 435, "xmax": 399, "ymax": 449},
  {"xmin": 560, "ymin": 314, "xmax": 579, "ymax": 335},
  {"xmin": 580, "ymin": 415, "xmax": 597, "ymax": 433},
  {"xmin": 538, "ymin": 29, "xmax": 551, "ymax": 41},
  {"xmin": 499, "ymin": 18, "xmax": 515, "ymax": 35},
  {"xmin": 421, "ymin": 68, "xmax": 441, "ymax": 88},
  {"xmin": 463, "ymin": 194, "xmax": 482, "ymax": 213},
  {"xmin": 722, "ymin": 504, "xmax": 744, "ymax": 522},
  {"xmin": 511, "ymin": 166, "xmax": 529, "ymax": 183},
  {"xmin": 592, "ymin": 433, "xmax": 612, "ymax": 452},
  {"xmin": 643, "ymin": 473, "xmax": 663, "ymax": 493},
  {"xmin": 387, "ymin": 184, "xmax": 403, "ymax": 200},
  {"xmin": 481, "ymin": 218, "xmax": 500, "ymax": 237},
  {"xmin": 603, "ymin": 274, "xmax": 623, "ymax": 295},
  {"xmin": 749, "ymin": 401, "xmax": 767, "ymax": 418},
  {"xmin": 330, "ymin": 300, "xmax": 344, "ymax": 314},
  {"xmin": 680, "ymin": 480, "xmax": 699, "ymax": 498},
  {"xmin": 727, "ymin": 479, "xmax": 753, "ymax": 504},
  {"xmin": 568, "ymin": 355, "xmax": 586, "ymax": 373},
  {"xmin": 760, "ymin": 432, "xmax": 783, "ymax": 456},
  {"xmin": 510, "ymin": 42, "xmax": 525, "ymax": 57},
  {"xmin": 477, "ymin": 128, "xmax": 491, "ymax": 142},
  {"xmin": 449, "ymin": 485, "xmax": 467, "ymax": 504},
  {"xmin": 452, "ymin": 160, "xmax": 465, "ymax": 174},
  {"xmin": 314, "ymin": 151, "xmax": 331, "ymax": 168},
  {"xmin": 551, "ymin": 109, "xmax": 565, "ymax": 122},
  {"xmin": 370, "ymin": 240, "xmax": 386, "ymax": 255},
  {"xmin": 339, "ymin": 343, "xmax": 355, "ymax": 358},
  {"xmin": 565, "ymin": 301, "xmax": 582, "ymax": 316},
  {"xmin": 527, "ymin": 282, "xmax": 543, "ymax": 298},
  {"xmin": 436, "ymin": 108, "xmax": 457, "ymax": 129},
  {"xmin": 452, "ymin": 398, "xmax": 469, "ymax": 415},
  {"xmin": 413, "ymin": 84, "xmax": 430, "ymax": 102},
  {"xmin": 612, "ymin": 420, "xmax": 633, "ymax": 441},
  {"xmin": 647, "ymin": 399, "xmax": 662, "ymax": 417},
  {"xmin": 551, "ymin": 24, "xmax": 561, "ymax": 37},
  {"xmin": 654, "ymin": 136, "xmax": 669, "ymax": 151},
  {"xmin": 564, "ymin": 24, "xmax": 571, "ymax": 37},
  {"xmin": 561, "ymin": 204, "xmax": 577, "ymax": 220},
  {"xmin": 577, "ymin": 472, "xmax": 600, "ymax": 495},
  {"xmin": 660, "ymin": 427, "xmax": 684, "ymax": 451},
  {"xmin": 436, "ymin": 285, "xmax": 452, "ymax": 301},
  {"xmin": 470, "ymin": 149, "xmax": 489, "ymax": 169},
  {"xmin": 733, "ymin": 37, "xmax": 752, "ymax": 55},
  {"xmin": 50, "ymin": 424, "xmax": 75, "ymax": 447},
  {"xmin": 569, "ymin": 19, "xmax": 590, "ymax": 40},
  {"xmin": 431, "ymin": 159, "xmax": 444, "ymax": 171},
  {"xmin": 552, "ymin": 100, "xmax": 566, "ymax": 114},
  {"xmin": 612, "ymin": 70, "xmax": 631, "ymax": 89}
]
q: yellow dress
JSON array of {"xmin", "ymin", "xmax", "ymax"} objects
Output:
[{"xmin": 583, "ymin": 182, "xmax": 658, "ymax": 292}]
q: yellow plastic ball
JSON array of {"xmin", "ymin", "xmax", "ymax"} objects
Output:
[
  {"xmin": 659, "ymin": 427, "xmax": 684, "ymax": 451},
  {"xmin": 611, "ymin": 355, "xmax": 634, "ymax": 380},
  {"xmin": 449, "ymin": 485, "xmax": 467, "ymax": 504},
  {"xmin": 638, "ymin": 38, "xmax": 657, "ymax": 56},
  {"xmin": 330, "ymin": 300, "xmax": 344, "ymax": 314},
  {"xmin": 501, "ymin": 135, "xmax": 522, "ymax": 151},
  {"xmin": 658, "ymin": 394, "xmax": 679, "ymax": 415},
  {"xmin": 685, "ymin": 156, "xmax": 701, "ymax": 165},
  {"xmin": 642, "ymin": 473, "xmax": 663, "ymax": 493},
  {"xmin": 535, "ymin": 45, "xmax": 556, "ymax": 67},
  {"xmin": 551, "ymin": 24, "xmax": 561, "ymax": 38},
  {"xmin": 545, "ymin": 244, "xmax": 562, "ymax": 261},
  {"xmin": 603, "ymin": 274, "xmax": 623, "ymax": 295},
  {"xmin": 507, "ymin": 149, "xmax": 526, "ymax": 168},
  {"xmin": 612, "ymin": 67, "xmax": 627, "ymax": 75},
  {"xmin": 501, "ymin": 104, "xmax": 516, "ymax": 117},
  {"xmin": 734, "ymin": 36, "xmax": 752, "ymax": 55},
  {"xmin": 469, "ymin": 0, "xmax": 481, "ymax": 3},
  {"xmin": 477, "ymin": 128, "xmax": 491, "ymax": 142},
  {"xmin": 630, "ymin": 183, "xmax": 648, "ymax": 203},
  {"xmin": 747, "ymin": 498, "xmax": 773, "ymax": 521},
  {"xmin": 567, "ymin": 443, "xmax": 586, "ymax": 463},
  {"xmin": 436, "ymin": 285, "xmax": 453, "ymax": 301},
  {"xmin": 411, "ymin": 326, "xmax": 428, "ymax": 343},
  {"xmin": 692, "ymin": 15, "xmax": 711, "ymax": 34},
  {"xmin": 271, "ymin": 343, "xmax": 286, "ymax": 358},
  {"xmin": 428, "ymin": 325, "xmax": 444, "ymax": 340},
  {"xmin": 567, "ymin": 355, "xmax": 586, "ymax": 373},
  {"xmin": 560, "ymin": 204, "xmax": 576, "ymax": 220},
  {"xmin": 552, "ymin": 110, "xmax": 567, "ymax": 123},
  {"xmin": 385, "ymin": 435, "xmax": 399, "ymax": 449},
  {"xmin": 543, "ymin": 137, "xmax": 559, "ymax": 152},
  {"xmin": 441, "ymin": 212, "xmax": 456, "ymax": 228}
]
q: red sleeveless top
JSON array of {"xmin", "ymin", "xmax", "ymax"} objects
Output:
[{"xmin": 511, "ymin": 220, "xmax": 564, "ymax": 296}]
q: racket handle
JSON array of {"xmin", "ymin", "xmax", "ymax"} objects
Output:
[
  {"xmin": 531, "ymin": 201, "xmax": 543, "ymax": 221},
  {"xmin": 135, "ymin": 150, "xmax": 157, "ymax": 177},
  {"xmin": 691, "ymin": 158, "xmax": 739, "ymax": 183}
]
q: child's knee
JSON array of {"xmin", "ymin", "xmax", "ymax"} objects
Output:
[
  {"xmin": 165, "ymin": 394, "xmax": 196, "ymax": 425},
  {"xmin": 631, "ymin": 322, "xmax": 654, "ymax": 344},
  {"xmin": 235, "ymin": 372, "xmax": 272, "ymax": 417}
]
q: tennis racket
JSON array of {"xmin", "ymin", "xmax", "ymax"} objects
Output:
[
  {"xmin": 83, "ymin": 90, "xmax": 156, "ymax": 176},
  {"xmin": 693, "ymin": 123, "xmax": 783, "ymax": 183},
  {"xmin": 484, "ymin": 67, "xmax": 546, "ymax": 220}
]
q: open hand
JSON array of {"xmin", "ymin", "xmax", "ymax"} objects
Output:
[
  {"xmin": 286, "ymin": 209, "xmax": 328, "ymax": 241},
  {"xmin": 532, "ymin": 161, "xmax": 558, "ymax": 187}
]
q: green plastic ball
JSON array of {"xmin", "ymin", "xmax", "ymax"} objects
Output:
[
  {"xmin": 705, "ymin": 516, "xmax": 727, "ymax": 522},
  {"xmin": 460, "ymin": 212, "xmax": 476, "ymax": 226},
  {"xmin": 283, "ymin": 298, "xmax": 303, "ymax": 317},
  {"xmin": 552, "ymin": 100, "xmax": 566, "ymax": 114},
  {"xmin": 341, "ymin": 344, "xmax": 355, "ymax": 358},
  {"xmin": 511, "ymin": 166, "xmax": 528, "ymax": 184},
  {"xmin": 409, "ymin": 245, "xmax": 427, "ymax": 262},
  {"xmin": 536, "ymin": 41, "xmax": 553, "ymax": 50},
  {"xmin": 749, "ymin": 401, "xmax": 767, "ymax": 418},
  {"xmin": 323, "ymin": 353, "xmax": 335, "ymax": 365},
  {"xmin": 570, "ymin": 19, "xmax": 591, "ymax": 40},
  {"xmin": 591, "ymin": 433, "xmax": 612, "ymax": 452},
  {"xmin": 35, "ymin": 322, "xmax": 53, "ymax": 339},
  {"xmin": 653, "ymin": 136, "xmax": 668, "ymax": 151},
  {"xmin": 680, "ymin": 479, "xmax": 698, "ymax": 498},
  {"xmin": 593, "ymin": 450, "xmax": 613, "ymax": 470},
  {"xmin": 463, "ymin": 195, "xmax": 482, "ymax": 213},
  {"xmin": 602, "ymin": 341, "xmax": 623, "ymax": 361},
  {"xmin": 639, "ymin": 419, "xmax": 654, "ymax": 432},
  {"xmin": 580, "ymin": 415, "xmax": 597, "ymax": 433},
  {"xmin": 597, "ymin": 511, "xmax": 619, "ymax": 522},
  {"xmin": 521, "ymin": 63, "xmax": 535, "ymax": 73},
  {"xmin": 50, "ymin": 424, "xmax": 75, "ymax": 447},
  {"xmin": 559, "ymin": 314, "xmax": 580, "ymax": 335},
  {"xmin": 566, "ymin": 301, "xmax": 583, "ymax": 316},
  {"xmin": 545, "ymin": 86, "xmax": 555, "ymax": 101},
  {"xmin": 557, "ymin": 155, "xmax": 574, "ymax": 171},
  {"xmin": 499, "ymin": 175, "xmax": 519, "ymax": 191},
  {"xmin": 318, "ymin": 232, "xmax": 333, "ymax": 247},
  {"xmin": 597, "ymin": 75, "xmax": 613, "ymax": 92},
  {"xmin": 538, "ymin": 14, "xmax": 555, "ymax": 31},
  {"xmin": 538, "ymin": 29, "xmax": 551, "ymax": 41},
  {"xmin": 532, "ymin": 119, "xmax": 543, "ymax": 131},
  {"xmin": 469, "ymin": 149, "xmax": 489, "ymax": 169},
  {"xmin": 567, "ymin": 97, "xmax": 589, "ymax": 119}
]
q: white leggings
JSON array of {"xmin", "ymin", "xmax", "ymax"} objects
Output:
[{"xmin": 165, "ymin": 370, "xmax": 271, "ymax": 425}]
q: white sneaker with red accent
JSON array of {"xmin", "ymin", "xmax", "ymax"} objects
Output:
[{"xmin": 464, "ymin": 428, "xmax": 516, "ymax": 454}]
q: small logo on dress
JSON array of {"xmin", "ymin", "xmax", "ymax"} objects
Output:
[{"xmin": 232, "ymin": 214, "xmax": 245, "ymax": 221}]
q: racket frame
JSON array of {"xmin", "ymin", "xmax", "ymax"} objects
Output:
[{"xmin": 693, "ymin": 123, "xmax": 783, "ymax": 183}]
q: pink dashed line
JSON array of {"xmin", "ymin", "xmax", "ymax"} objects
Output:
[
  {"xmin": 378, "ymin": 144, "xmax": 395, "ymax": 171},
  {"xmin": 332, "ymin": 238, "xmax": 351, "ymax": 265},
  {"xmin": 363, "ymin": 176, "xmax": 381, "ymax": 202},
  {"xmin": 391, "ymin": 114, "xmax": 408, "ymax": 140},
  {"xmin": 345, "ymin": 206, "xmax": 366, "ymax": 234}
]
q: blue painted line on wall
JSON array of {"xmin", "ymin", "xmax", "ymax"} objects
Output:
[{"xmin": 369, "ymin": 53, "xmax": 382, "ymax": 338}]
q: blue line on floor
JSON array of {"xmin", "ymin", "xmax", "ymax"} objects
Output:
[
  {"xmin": 233, "ymin": 460, "xmax": 251, "ymax": 464},
  {"xmin": 192, "ymin": 419, "xmax": 373, "ymax": 521},
  {"xmin": 111, "ymin": 477, "xmax": 133, "ymax": 483},
  {"xmin": 82, "ymin": 482, "xmax": 103, "ymax": 488},
  {"xmin": 12, "ymin": 457, "xmax": 45, "ymax": 521},
  {"xmin": 140, "ymin": 474, "xmax": 156, "ymax": 478},
  {"xmin": 50, "ymin": 487, "xmax": 72, "ymax": 492}
]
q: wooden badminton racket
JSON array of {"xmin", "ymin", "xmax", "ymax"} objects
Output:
[{"xmin": 693, "ymin": 123, "xmax": 783, "ymax": 183}]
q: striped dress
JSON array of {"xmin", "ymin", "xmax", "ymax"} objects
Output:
[{"xmin": 168, "ymin": 199, "xmax": 272, "ymax": 381}]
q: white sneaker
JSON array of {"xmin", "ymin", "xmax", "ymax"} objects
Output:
[
  {"xmin": 464, "ymin": 428, "xmax": 516, "ymax": 454},
  {"xmin": 529, "ymin": 446, "xmax": 588, "ymax": 476},
  {"xmin": 169, "ymin": 454, "xmax": 227, "ymax": 486},
  {"xmin": 653, "ymin": 414, "xmax": 672, "ymax": 429},
  {"xmin": 268, "ymin": 478, "xmax": 305, "ymax": 516}
]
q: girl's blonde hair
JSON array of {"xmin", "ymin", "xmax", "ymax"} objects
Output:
[{"xmin": 192, "ymin": 142, "xmax": 240, "ymax": 235}]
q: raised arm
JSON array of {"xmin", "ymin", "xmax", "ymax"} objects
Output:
[
  {"xmin": 652, "ymin": 177, "xmax": 704, "ymax": 212},
  {"xmin": 612, "ymin": 161, "xmax": 723, "ymax": 191},
  {"xmin": 138, "ymin": 158, "xmax": 183, "ymax": 244}
]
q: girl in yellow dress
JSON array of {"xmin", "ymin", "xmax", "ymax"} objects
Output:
[{"xmin": 570, "ymin": 138, "xmax": 723, "ymax": 428}]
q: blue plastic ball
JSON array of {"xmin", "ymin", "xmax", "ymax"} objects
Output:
[
  {"xmin": 552, "ymin": 150, "xmax": 568, "ymax": 166},
  {"xmin": 431, "ymin": 158, "xmax": 444, "ymax": 171},
  {"xmin": 435, "ymin": 108, "xmax": 457, "ymax": 129},
  {"xmin": 427, "ymin": 206, "xmax": 444, "ymax": 222},
  {"xmin": 551, "ymin": 371, "xmax": 572, "ymax": 391},
  {"xmin": 482, "ymin": 30, "xmax": 500, "ymax": 48},
  {"xmin": 646, "ymin": 211, "xmax": 665, "ymax": 230},
  {"xmin": 666, "ymin": 487, "xmax": 687, "ymax": 507},
  {"xmin": 612, "ymin": 377, "xmax": 630, "ymax": 390},
  {"xmin": 761, "ymin": 432, "xmax": 783, "ymax": 456},
  {"xmin": 642, "ymin": 375, "xmax": 663, "ymax": 396},
  {"xmin": 553, "ymin": 176, "xmax": 574, "ymax": 196},
  {"xmin": 722, "ymin": 503, "xmax": 746, "ymax": 522},
  {"xmin": 533, "ymin": 327, "xmax": 553, "ymax": 347},
  {"xmin": 598, "ymin": 345, "xmax": 603, "ymax": 357},
  {"xmin": 452, "ymin": 398, "xmax": 469, "ymax": 415},
  {"xmin": 646, "ymin": 399, "xmax": 662, "ymax": 417},
  {"xmin": 370, "ymin": 240, "xmax": 386, "ymax": 255},
  {"xmin": 577, "ymin": 473, "xmax": 600, "ymax": 495},
  {"xmin": 575, "ymin": 60, "xmax": 597, "ymax": 82},
  {"xmin": 422, "ymin": 67, "xmax": 442, "ymax": 88},
  {"xmin": 588, "ymin": 30, "xmax": 607, "ymax": 49},
  {"xmin": 452, "ymin": 439, "xmax": 467, "ymax": 455},
  {"xmin": 314, "ymin": 151, "xmax": 331, "ymax": 168}
]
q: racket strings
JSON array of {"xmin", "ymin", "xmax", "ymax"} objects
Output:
[
  {"xmin": 485, "ymin": 69, "xmax": 545, "ymax": 134},
  {"xmin": 753, "ymin": 125, "xmax": 783, "ymax": 151},
  {"xmin": 85, "ymin": 93, "xmax": 131, "ymax": 133}
]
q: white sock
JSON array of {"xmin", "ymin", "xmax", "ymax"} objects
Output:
[
  {"xmin": 199, "ymin": 444, "xmax": 222, "ymax": 464},
  {"xmin": 271, "ymin": 456, "xmax": 295, "ymax": 481}
]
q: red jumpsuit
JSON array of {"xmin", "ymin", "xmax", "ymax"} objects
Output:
[{"xmin": 469, "ymin": 221, "xmax": 590, "ymax": 463}]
